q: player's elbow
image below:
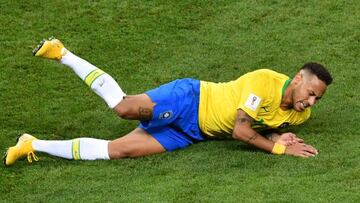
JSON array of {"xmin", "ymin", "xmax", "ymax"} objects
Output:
[
  {"xmin": 232, "ymin": 128, "xmax": 252, "ymax": 143},
  {"xmin": 232, "ymin": 131, "xmax": 245, "ymax": 141},
  {"xmin": 232, "ymin": 132, "xmax": 238, "ymax": 139}
]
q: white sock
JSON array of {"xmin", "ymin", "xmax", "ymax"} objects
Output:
[
  {"xmin": 32, "ymin": 138, "xmax": 110, "ymax": 160},
  {"xmin": 60, "ymin": 51, "xmax": 126, "ymax": 108}
]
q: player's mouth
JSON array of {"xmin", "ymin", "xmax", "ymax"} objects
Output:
[{"xmin": 297, "ymin": 101, "xmax": 308, "ymax": 111}]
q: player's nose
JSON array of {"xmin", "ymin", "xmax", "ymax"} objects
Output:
[{"xmin": 308, "ymin": 97, "xmax": 316, "ymax": 106}]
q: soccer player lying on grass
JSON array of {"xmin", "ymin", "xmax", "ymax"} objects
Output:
[{"xmin": 3, "ymin": 37, "xmax": 333, "ymax": 166}]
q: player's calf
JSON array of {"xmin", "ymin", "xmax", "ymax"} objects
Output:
[{"xmin": 108, "ymin": 128, "xmax": 166, "ymax": 159}]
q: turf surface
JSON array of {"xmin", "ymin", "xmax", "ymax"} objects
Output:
[{"xmin": 1, "ymin": 0, "xmax": 360, "ymax": 202}]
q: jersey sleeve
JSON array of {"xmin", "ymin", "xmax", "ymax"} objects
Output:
[{"xmin": 237, "ymin": 72, "xmax": 270, "ymax": 120}]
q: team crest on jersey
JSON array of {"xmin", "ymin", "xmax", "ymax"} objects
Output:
[
  {"xmin": 159, "ymin": 111, "xmax": 173, "ymax": 119},
  {"xmin": 279, "ymin": 122, "xmax": 289, "ymax": 129}
]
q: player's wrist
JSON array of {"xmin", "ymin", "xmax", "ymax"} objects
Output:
[
  {"xmin": 268, "ymin": 133, "xmax": 280, "ymax": 142},
  {"xmin": 271, "ymin": 143, "xmax": 286, "ymax": 155}
]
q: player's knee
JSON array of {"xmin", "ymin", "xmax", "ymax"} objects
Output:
[
  {"xmin": 109, "ymin": 147, "xmax": 131, "ymax": 159},
  {"xmin": 115, "ymin": 107, "xmax": 128, "ymax": 119},
  {"xmin": 113, "ymin": 98, "xmax": 137, "ymax": 119},
  {"xmin": 114, "ymin": 105, "xmax": 134, "ymax": 119},
  {"xmin": 110, "ymin": 151, "xmax": 127, "ymax": 159},
  {"xmin": 109, "ymin": 144, "xmax": 143, "ymax": 159}
]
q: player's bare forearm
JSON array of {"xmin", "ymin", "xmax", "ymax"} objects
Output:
[{"xmin": 232, "ymin": 109, "xmax": 275, "ymax": 153}]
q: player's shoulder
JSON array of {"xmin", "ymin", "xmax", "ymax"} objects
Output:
[
  {"xmin": 239, "ymin": 69, "xmax": 289, "ymax": 85},
  {"xmin": 250, "ymin": 69, "xmax": 289, "ymax": 79}
]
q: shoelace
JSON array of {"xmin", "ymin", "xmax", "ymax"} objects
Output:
[{"xmin": 27, "ymin": 152, "xmax": 39, "ymax": 163}]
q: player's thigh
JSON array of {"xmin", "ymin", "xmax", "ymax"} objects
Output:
[
  {"xmin": 113, "ymin": 94, "xmax": 155, "ymax": 120},
  {"xmin": 108, "ymin": 127, "xmax": 165, "ymax": 159}
]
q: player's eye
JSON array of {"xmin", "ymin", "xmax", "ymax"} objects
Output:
[{"xmin": 308, "ymin": 91, "xmax": 316, "ymax": 97}]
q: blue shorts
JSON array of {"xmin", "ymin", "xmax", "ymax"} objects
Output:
[{"xmin": 139, "ymin": 78, "xmax": 205, "ymax": 151}]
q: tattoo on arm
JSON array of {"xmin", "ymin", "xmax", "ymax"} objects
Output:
[
  {"xmin": 234, "ymin": 110, "xmax": 257, "ymax": 143},
  {"xmin": 236, "ymin": 116, "xmax": 253, "ymax": 125},
  {"xmin": 246, "ymin": 132, "xmax": 259, "ymax": 143},
  {"xmin": 139, "ymin": 107, "xmax": 153, "ymax": 121}
]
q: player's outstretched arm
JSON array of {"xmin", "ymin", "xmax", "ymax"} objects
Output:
[{"xmin": 232, "ymin": 109, "xmax": 318, "ymax": 157}]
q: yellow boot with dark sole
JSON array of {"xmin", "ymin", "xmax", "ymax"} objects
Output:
[
  {"xmin": 33, "ymin": 37, "xmax": 67, "ymax": 61},
  {"xmin": 3, "ymin": 133, "xmax": 39, "ymax": 166}
]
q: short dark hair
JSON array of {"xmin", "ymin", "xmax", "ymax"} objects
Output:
[{"xmin": 301, "ymin": 62, "xmax": 333, "ymax": 85}]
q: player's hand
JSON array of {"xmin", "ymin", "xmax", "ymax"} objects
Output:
[
  {"xmin": 276, "ymin": 132, "xmax": 304, "ymax": 146},
  {"xmin": 285, "ymin": 142, "xmax": 319, "ymax": 158}
]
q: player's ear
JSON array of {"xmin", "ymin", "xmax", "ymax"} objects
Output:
[{"xmin": 293, "ymin": 71, "xmax": 303, "ymax": 85}]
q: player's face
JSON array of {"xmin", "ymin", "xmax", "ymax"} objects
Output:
[{"xmin": 292, "ymin": 74, "xmax": 327, "ymax": 112}]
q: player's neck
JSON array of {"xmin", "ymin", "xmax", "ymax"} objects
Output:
[{"xmin": 280, "ymin": 83, "xmax": 294, "ymax": 110}]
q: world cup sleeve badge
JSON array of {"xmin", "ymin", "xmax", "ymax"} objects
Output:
[{"xmin": 245, "ymin": 93, "xmax": 261, "ymax": 111}]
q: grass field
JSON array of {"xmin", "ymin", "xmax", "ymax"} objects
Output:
[{"xmin": 1, "ymin": 0, "xmax": 360, "ymax": 202}]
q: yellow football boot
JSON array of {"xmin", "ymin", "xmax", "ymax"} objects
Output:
[
  {"xmin": 3, "ymin": 133, "xmax": 39, "ymax": 166},
  {"xmin": 33, "ymin": 37, "xmax": 67, "ymax": 61}
]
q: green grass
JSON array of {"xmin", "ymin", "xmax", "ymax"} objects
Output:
[{"xmin": 1, "ymin": 0, "xmax": 360, "ymax": 202}]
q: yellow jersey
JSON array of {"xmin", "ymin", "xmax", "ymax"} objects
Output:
[{"xmin": 198, "ymin": 69, "xmax": 311, "ymax": 137}]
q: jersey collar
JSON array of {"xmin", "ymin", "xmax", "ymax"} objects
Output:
[{"xmin": 282, "ymin": 79, "xmax": 292, "ymax": 98}]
